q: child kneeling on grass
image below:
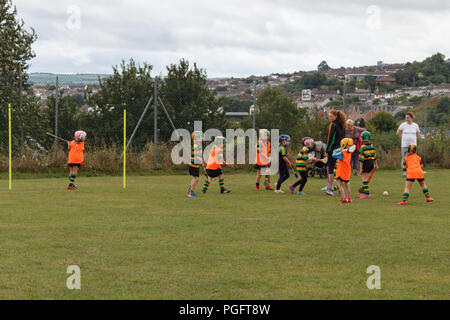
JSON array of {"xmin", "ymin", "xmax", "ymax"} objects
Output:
[
  {"xmin": 202, "ymin": 136, "xmax": 232, "ymax": 194},
  {"xmin": 358, "ymin": 131, "xmax": 378, "ymax": 199},
  {"xmin": 332, "ymin": 138, "xmax": 356, "ymax": 203},
  {"xmin": 67, "ymin": 130, "xmax": 86, "ymax": 190},
  {"xmin": 289, "ymin": 137, "xmax": 316, "ymax": 196},
  {"xmin": 398, "ymin": 144, "xmax": 434, "ymax": 205}
]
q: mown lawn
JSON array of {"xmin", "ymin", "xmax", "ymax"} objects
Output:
[{"xmin": 0, "ymin": 170, "xmax": 448, "ymax": 299}]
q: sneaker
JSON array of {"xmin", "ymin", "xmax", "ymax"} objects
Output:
[
  {"xmin": 359, "ymin": 194, "xmax": 371, "ymax": 199},
  {"xmin": 265, "ymin": 186, "xmax": 273, "ymax": 191},
  {"xmin": 188, "ymin": 192, "xmax": 197, "ymax": 198},
  {"xmin": 297, "ymin": 191, "xmax": 306, "ymax": 196},
  {"xmin": 426, "ymin": 197, "xmax": 434, "ymax": 202},
  {"xmin": 289, "ymin": 184, "xmax": 294, "ymax": 194},
  {"xmin": 321, "ymin": 186, "xmax": 328, "ymax": 191},
  {"xmin": 397, "ymin": 200, "xmax": 408, "ymax": 205},
  {"xmin": 326, "ymin": 189, "xmax": 335, "ymax": 196},
  {"xmin": 221, "ymin": 189, "xmax": 231, "ymax": 194},
  {"xmin": 274, "ymin": 190, "xmax": 284, "ymax": 193},
  {"xmin": 255, "ymin": 186, "xmax": 260, "ymax": 191},
  {"xmin": 202, "ymin": 190, "xmax": 207, "ymax": 194},
  {"xmin": 68, "ymin": 185, "xmax": 75, "ymax": 190},
  {"xmin": 340, "ymin": 198, "xmax": 348, "ymax": 203},
  {"xmin": 402, "ymin": 172, "xmax": 406, "ymax": 178},
  {"xmin": 347, "ymin": 198, "xmax": 353, "ymax": 203}
]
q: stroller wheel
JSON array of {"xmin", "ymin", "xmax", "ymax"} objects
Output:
[{"xmin": 307, "ymin": 168, "xmax": 315, "ymax": 177}]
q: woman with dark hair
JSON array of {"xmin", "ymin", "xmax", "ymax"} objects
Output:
[{"xmin": 324, "ymin": 109, "xmax": 346, "ymax": 196}]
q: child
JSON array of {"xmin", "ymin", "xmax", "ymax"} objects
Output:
[
  {"xmin": 187, "ymin": 131, "xmax": 203, "ymax": 198},
  {"xmin": 275, "ymin": 134, "xmax": 294, "ymax": 193},
  {"xmin": 332, "ymin": 138, "xmax": 355, "ymax": 203},
  {"xmin": 255, "ymin": 129, "xmax": 273, "ymax": 191},
  {"xmin": 202, "ymin": 136, "xmax": 232, "ymax": 194},
  {"xmin": 289, "ymin": 137, "xmax": 316, "ymax": 195},
  {"xmin": 398, "ymin": 144, "xmax": 434, "ymax": 205},
  {"xmin": 358, "ymin": 131, "xmax": 379, "ymax": 199},
  {"xmin": 67, "ymin": 130, "xmax": 86, "ymax": 190}
]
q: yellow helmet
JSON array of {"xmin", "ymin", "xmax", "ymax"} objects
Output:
[{"xmin": 340, "ymin": 138, "xmax": 354, "ymax": 149}]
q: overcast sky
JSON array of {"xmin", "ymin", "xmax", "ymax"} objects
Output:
[{"xmin": 14, "ymin": 0, "xmax": 450, "ymax": 77}]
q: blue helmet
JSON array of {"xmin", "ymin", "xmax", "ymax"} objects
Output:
[{"xmin": 279, "ymin": 134, "xmax": 291, "ymax": 143}]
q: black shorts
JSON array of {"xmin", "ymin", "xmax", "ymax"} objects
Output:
[
  {"xmin": 68, "ymin": 163, "xmax": 81, "ymax": 168},
  {"xmin": 337, "ymin": 177, "xmax": 349, "ymax": 183},
  {"xmin": 327, "ymin": 152, "xmax": 336, "ymax": 173},
  {"xmin": 206, "ymin": 168, "xmax": 223, "ymax": 178},
  {"xmin": 254, "ymin": 164, "xmax": 269, "ymax": 170},
  {"xmin": 188, "ymin": 166, "xmax": 200, "ymax": 177},
  {"xmin": 362, "ymin": 160, "xmax": 374, "ymax": 173},
  {"xmin": 407, "ymin": 178, "xmax": 425, "ymax": 182}
]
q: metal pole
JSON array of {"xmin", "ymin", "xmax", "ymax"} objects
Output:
[
  {"xmin": 18, "ymin": 64, "xmax": 24, "ymax": 145},
  {"xmin": 54, "ymin": 76, "xmax": 59, "ymax": 161},
  {"xmin": 252, "ymin": 81, "xmax": 256, "ymax": 130},
  {"xmin": 154, "ymin": 77, "xmax": 158, "ymax": 169},
  {"xmin": 423, "ymin": 91, "xmax": 428, "ymax": 166}
]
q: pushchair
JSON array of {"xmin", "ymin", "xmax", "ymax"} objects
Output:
[{"xmin": 306, "ymin": 160, "xmax": 328, "ymax": 178}]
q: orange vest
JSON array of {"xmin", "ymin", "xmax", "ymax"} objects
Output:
[
  {"xmin": 256, "ymin": 140, "xmax": 271, "ymax": 166},
  {"xmin": 405, "ymin": 154, "xmax": 424, "ymax": 179},
  {"xmin": 206, "ymin": 147, "xmax": 223, "ymax": 170},
  {"xmin": 68, "ymin": 141, "xmax": 85, "ymax": 164},
  {"xmin": 336, "ymin": 150, "xmax": 351, "ymax": 181}
]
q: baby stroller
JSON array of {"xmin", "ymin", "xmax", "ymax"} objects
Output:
[{"xmin": 306, "ymin": 161, "xmax": 327, "ymax": 178}]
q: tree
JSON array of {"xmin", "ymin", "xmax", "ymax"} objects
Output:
[
  {"xmin": 0, "ymin": 0, "xmax": 37, "ymax": 152},
  {"xmin": 318, "ymin": 61, "xmax": 330, "ymax": 72},
  {"xmin": 160, "ymin": 59, "xmax": 227, "ymax": 136},
  {"xmin": 368, "ymin": 111, "xmax": 397, "ymax": 132}
]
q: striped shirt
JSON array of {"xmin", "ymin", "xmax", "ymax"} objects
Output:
[
  {"xmin": 189, "ymin": 143, "xmax": 202, "ymax": 168},
  {"xmin": 295, "ymin": 146, "xmax": 310, "ymax": 172},
  {"xmin": 359, "ymin": 143, "xmax": 376, "ymax": 162}
]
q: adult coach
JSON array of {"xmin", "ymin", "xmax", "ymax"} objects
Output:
[
  {"xmin": 397, "ymin": 112, "xmax": 420, "ymax": 177},
  {"xmin": 324, "ymin": 109, "xmax": 346, "ymax": 196},
  {"xmin": 345, "ymin": 119, "xmax": 366, "ymax": 176}
]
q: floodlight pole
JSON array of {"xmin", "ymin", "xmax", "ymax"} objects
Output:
[
  {"xmin": 154, "ymin": 77, "xmax": 158, "ymax": 169},
  {"xmin": 252, "ymin": 80, "xmax": 256, "ymax": 130},
  {"xmin": 54, "ymin": 76, "xmax": 59, "ymax": 162}
]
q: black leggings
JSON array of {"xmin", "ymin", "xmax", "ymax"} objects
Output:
[
  {"xmin": 293, "ymin": 171, "xmax": 308, "ymax": 191},
  {"xmin": 277, "ymin": 166, "xmax": 290, "ymax": 190}
]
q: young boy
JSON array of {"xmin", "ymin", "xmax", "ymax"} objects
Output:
[
  {"xmin": 275, "ymin": 134, "xmax": 294, "ymax": 193},
  {"xmin": 187, "ymin": 131, "xmax": 203, "ymax": 198},
  {"xmin": 398, "ymin": 144, "xmax": 434, "ymax": 205},
  {"xmin": 255, "ymin": 129, "xmax": 273, "ymax": 191},
  {"xmin": 202, "ymin": 136, "xmax": 232, "ymax": 194},
  {"xmin": 67, "ymin": 130, "xmax": 86, "ymax": 190},
  {"xmin": 358, "ymin": 131, "xmax": 379, "ymax": 199},
  {"xmin": 332, "ymin": 138, "xmax": 355, "ymax": 203},
  {"xmin": 289, "ymin": 137, "xmax": 316, "ymax": 195}
]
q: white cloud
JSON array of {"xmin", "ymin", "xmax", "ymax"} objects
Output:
[{"xmin": 13, "ymin": 0, "xmax": 450, "ymax": 77}]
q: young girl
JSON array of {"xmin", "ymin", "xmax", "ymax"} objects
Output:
[
  {"xmin": 398, "ymin": 144, "xmax": 434, "ymax": 205},
  {"xmin": 202, "ymin": 136, "xmax": 232, "ymax": 194},
  {"xmin": 67, "ymin": 130, "xmax": 86, "ymax": 190},
  {"xmin": 187, "ymin": 131, "xmax": 203, "ymax": 198},
  {"xmin": 332, "ymin": 138, "xmax": 355, "ymax": 203},
  {"xmin": 255, "ymin": 129, "xmax": 273, "ymax": 191},
  {"xmin": 290, "ymin": 137, "xmax": 316, "ymax": 195},
  {"xmin": 358, "ymin": 131, "xmax": 378, "ymax": 199},
  {"xmin": 274, "ymin": 134, "xmax": 294, "ymax": 193}
]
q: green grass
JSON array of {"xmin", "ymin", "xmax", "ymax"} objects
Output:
[{"xmin": 0, "ymin": 170, "xmax": 448, "ymax": 299}]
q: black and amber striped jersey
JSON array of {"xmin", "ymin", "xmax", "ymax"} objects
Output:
[
  {"xmin": 295, "ymin": 146, "xmax": 310, "ymax": 172},
  {"xmin": 190, "ymin": 142, "xmax": 202, "ymax": 168},
  {"xmin": 359, "ymin": 143, "xmax": 376, "ymax": 162}
]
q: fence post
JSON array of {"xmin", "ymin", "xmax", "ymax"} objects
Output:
[{"xmin": 154, "ymin": 77, "xmax": 158, "ymax": 169}]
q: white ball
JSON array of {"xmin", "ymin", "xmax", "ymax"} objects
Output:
[{"xmin": 383, "ymin": 191, "xmax": 389, "ymax": 196}]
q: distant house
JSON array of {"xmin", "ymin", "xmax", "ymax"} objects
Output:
[
  {"xmin": 376, "ymin": 77, "xmax": 396, "ymax": 85},
  {"xmin": 225, "ymin": 112, "xmax": 249, "ymax": 121},
  {"xmin": 346, "ymin": 74, "xmax": 389, "ymax": 82}
]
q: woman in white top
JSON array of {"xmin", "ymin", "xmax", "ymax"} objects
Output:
[{"xmin": 397, "ymin": 112, "xmax": 420, "ymax": 177}]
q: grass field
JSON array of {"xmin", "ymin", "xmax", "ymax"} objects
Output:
[{"xmin": 1, "ymin": 170, "xmax": 449, "ymax": 299}]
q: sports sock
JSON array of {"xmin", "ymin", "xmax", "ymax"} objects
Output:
[
  {"xmin": 363, "ymin": 181, "xmax": 369, "ymax": 194},
  {"xmin": 69, "ymin": 174, "xmax": 76, "ymax": 186},
  {"xmin": 202, "ymin": 179, "xmax": 210, "ymax": 192},
  {"xmin": 219, "ymin": 178, "xmax": 225, "ymax": 192},
  {"xmin": 422, "ymin": 188, "xmax": 430, "ymax": 198},
  {"xmin": 256, "ymin": 182, "xmax": 260, "ymax": 187},
  {"xmin": 402, "ymin": 192, "xmax": 409, "ymax": 201}
]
